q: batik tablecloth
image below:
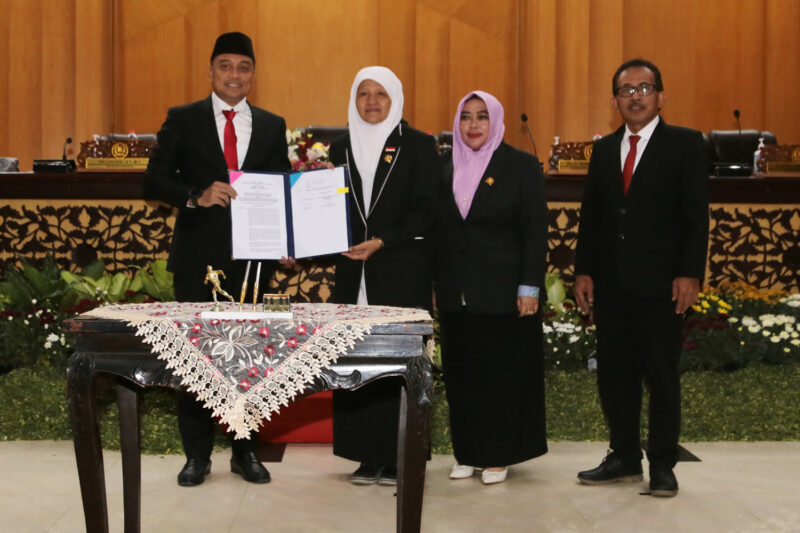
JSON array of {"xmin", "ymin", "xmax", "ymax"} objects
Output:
[{"xmin": 84, "ymin": 302, "xmax": 432, "ymax": 438}]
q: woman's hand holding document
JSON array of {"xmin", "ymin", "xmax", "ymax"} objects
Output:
[{"xmin": 229, "ymin": 167, "xmax": 351, "ymax": 260}]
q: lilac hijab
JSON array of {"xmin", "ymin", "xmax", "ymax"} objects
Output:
[{"xmin": 452, "ymin": 90, "xmax": 505, "ymax": 219}]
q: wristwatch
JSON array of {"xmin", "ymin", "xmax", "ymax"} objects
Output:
[{"xmin": 187, "ymin": 187, "xmax": 202, "ymax": 208}]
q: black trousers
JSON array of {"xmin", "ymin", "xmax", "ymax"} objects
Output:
[
  {"xmin": 173, "ymin": 260, "xmax": 276, "ymax": 460},
  {"xmin": 594, "ymin": 289, "xmax": 682, "ymax": 468},
  {"xmin": 332, "ymin": 379, "xmax": 401, "ymax": 465}
]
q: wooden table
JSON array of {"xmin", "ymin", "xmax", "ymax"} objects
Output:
[{"xmin": 65, "ymin": 313, "xmax": 435, "ymax": 533}]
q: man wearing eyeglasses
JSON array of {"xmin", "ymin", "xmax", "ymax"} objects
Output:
[{"xmin": 573, "ymin": 58, "xmax": 709, "ymax": 497}]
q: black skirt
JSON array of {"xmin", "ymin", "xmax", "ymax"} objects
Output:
[{"xmin": 440, "ymin": 310, "xmax": 547, "ymax": 467}]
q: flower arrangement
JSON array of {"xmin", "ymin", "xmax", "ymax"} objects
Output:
[
  {"xmin": 540, "ymin": 275, "xmax": 800, "ymax": 373},
  {"xmin": 542, "ymin": 273, "xmax": 597, "ymax": 371},
  {"xmin": 542, "ymin": 302, "xmax": 597, "ymax": 372},
  {"xmin": 681, "ymin": 283, "xmax": 799, "ymax": 370},
  {"xmin": 286, "ymin": 128, "xmax": 330, "ymax": 171},
  {"xmin": 0, "ymin": 256, "xmax": 173, "ymax": 371}
]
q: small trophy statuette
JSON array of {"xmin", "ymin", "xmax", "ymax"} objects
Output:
[{"xmin": 204, "ymin": 265, "xmax": 234, "ymax": 311}]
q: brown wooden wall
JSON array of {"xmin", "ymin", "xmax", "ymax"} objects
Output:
[{"xmin": 2, "ymin": 0, "xmax": 799, "ymax": 171}]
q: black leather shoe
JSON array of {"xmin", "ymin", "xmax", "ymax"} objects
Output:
[
  {"xmin": 230, "ymin": 452, "xmax": 271, "ymax": 484},
  {"xmin": 649, "ymin": 466, "xmax": 679, "ymax": 497},
  {"xmin": 350, "ymin": 462, "xmax": 381, "ymax": 485},
  {"xmin": 577, "ymin": 453, "xmax": 643, "ymax": 485},
  {"xmin": 177, "ymin": 458, "xmax": 211, "ymax": 487},
  {"xmin": 377, "ymin": 464, "xmax": 397, "ymax": 486}
]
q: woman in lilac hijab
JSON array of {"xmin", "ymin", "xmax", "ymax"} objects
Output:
[{"xmin": 435, "ymin": 91, "xmax": 548, "ymax": 484}]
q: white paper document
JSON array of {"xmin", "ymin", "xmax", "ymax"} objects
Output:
[{"xmin": 229, "ymin": 167, "xmax": 351, "ymax": 260}]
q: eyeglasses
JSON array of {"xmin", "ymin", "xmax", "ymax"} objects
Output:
[{"xmin": 614, "ymin": 83, "xmax": 658, "ymax": 98}]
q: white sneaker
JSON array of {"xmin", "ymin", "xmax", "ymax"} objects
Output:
[
  {"xmin": 481, "ymin": 468, "xmax": 508, "ymax": 485},
  {"xmin": 449, "ymin": 464, "xmax": 477, "ymax": 479}
]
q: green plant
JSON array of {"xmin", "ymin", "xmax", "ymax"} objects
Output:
[
  {"xmin": 59, "ymin": 259, "xmax": 173, "ymax": 305},
  {"xmin": 0, "ymin": 256, "xmax": 175, "ymax": 372},
  {"xmin": 132, "ymin": 259, "xmax": 175, "ymax": 302}
]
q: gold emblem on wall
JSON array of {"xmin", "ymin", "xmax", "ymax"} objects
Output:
[
  {"xmin": 792, "ymin": 147, "xmax": 800, "ymax": 162},
  {"xmin": 583, "ymin": 144, "xmax": 593, "ymax": 160}
]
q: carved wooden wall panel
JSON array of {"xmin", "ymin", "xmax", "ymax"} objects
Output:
[
  {"xmin": 4, "ymin": 199, "xmax": 796, "ymax": 298},
  {"xmin": 544, "ymin": 202, "xmax": 800, "ymax": 292}
]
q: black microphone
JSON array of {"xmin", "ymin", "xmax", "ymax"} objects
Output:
[
  {"xmin": 733, "ymin": 109, "xmax": 744, "ymax": 163},
  {"xmin": 62, "ymin": 137, "xmax": 72, "ymax": 162},
  {"xmin": 520, "ymin": 113, "xmax": 538, "ymax": 157}
]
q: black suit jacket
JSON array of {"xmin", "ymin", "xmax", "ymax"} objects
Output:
[
  {"xmin": 328, "ymin": 124, "xmax": 440, "ymax": 309},
  {"xmin": 435, "ymin": 143, "xmax": 548, "ymax": 314},
  {"xmin": 574, "ymin": 118, "xmax": 709, "ymax": 298},
  {"xmin": 143, "ymin": 96, "xmax": 290, "ymax": 298}
]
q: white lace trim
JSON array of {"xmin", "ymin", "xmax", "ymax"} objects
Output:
[{"xmin": 84, "ymin": 303, "xmax": 431, "ymax": 438}]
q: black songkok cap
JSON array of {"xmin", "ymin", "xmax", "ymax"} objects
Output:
[{"xmin": 210, "ymin": 32, "xmax": 255, "ymax": 64}]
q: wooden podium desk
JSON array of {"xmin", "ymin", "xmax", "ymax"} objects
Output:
[{"xmin": 64, "ymin": 312, "xmax": 435, "ymax": 533}]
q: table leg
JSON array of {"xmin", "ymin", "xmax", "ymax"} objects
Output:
[
  {"xmin": 116, "ymin": 383, "xmax": 141, "ymax": 533},
  {"xmin": 66, "ymin": 352, "xmax": 109, "ymax": 533},
  {"xmin": 396, "ymin": 357, "xmax": 434, "ymax": 533}
]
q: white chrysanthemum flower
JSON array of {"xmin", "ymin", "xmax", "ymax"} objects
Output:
[
  {"xmin": 728, "ymin": 317, "xmax": 739, "ymax": 323},
  {"xmin": 770, "ymin": 336, "xmax": 781, "ymax": 343},
  {"xmin": 569, "ymin": 335, "xmax": 580, "ymax": 344}
]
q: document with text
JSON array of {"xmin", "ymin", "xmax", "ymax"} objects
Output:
[{"xmin": 229, "ymin": 167, "xmax": 351, "ymax": 260}]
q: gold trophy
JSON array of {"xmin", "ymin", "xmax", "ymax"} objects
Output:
[{"xmin": 204, "ymin": 265, "xmax": 234, "ymax": 311}]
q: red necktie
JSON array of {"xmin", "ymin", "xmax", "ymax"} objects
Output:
[
  {"xmin": 222, "ymin": 109, "xmax": 238, "ymax": 170},
  {"xmin": 622, "ymin": 135, "xmax": 640, "ymax": 194}
]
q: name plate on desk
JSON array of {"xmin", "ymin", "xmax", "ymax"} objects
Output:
[
  {"xmin": 756, "ymin": 144, "xmax": 800, "ymax": 175},
  {"xmin": 83, "ymin": 157, "xmax": 150, "ymax": 170},
  {"xmin": 766, "ymin": 161, "xmax": 800, "ymax": 174},
  {"xmin": 550, "ymin": 140, "xmax": 593, "ymax": 173},
  {"xmin": 557, "ymin": 159, "xmax": 590, "ymax": 172}
]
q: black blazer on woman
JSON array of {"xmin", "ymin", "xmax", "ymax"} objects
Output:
[
  {"xmin": 143, "ymin": 96, "xmax": 290, "ymax": 300},
  {"xmin": 435, "ymin": 143, "xmax": 548, "ymax": 314},
  {"xmin": 329, "ymin": 123, "xmax": 440, "ymax": 309}
]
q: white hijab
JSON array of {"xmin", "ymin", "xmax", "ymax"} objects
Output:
[{"xmin": 347, "ymin": 66, "xmax": 404, "ymax": 213}]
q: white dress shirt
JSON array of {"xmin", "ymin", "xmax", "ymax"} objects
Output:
[
  {"xmin": 620, "ymin": 115, "xmax": 660, "ymax": 173},
  {"xmin": 211, "ymin": 91, "xmax": 252, "ymax": 169}
]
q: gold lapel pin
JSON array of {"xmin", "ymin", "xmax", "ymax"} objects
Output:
[
  {"xmin": 485, "ymin": 177, "xmax": 495, "ymax": 186},
  {"xmin": 384, "ymin": 154, "xmax": 393, "ymax": 163}
]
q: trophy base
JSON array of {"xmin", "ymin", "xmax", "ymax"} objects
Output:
[{"xmin": 200, "ymin": 311, "xmax": 294, "ymax": 320}]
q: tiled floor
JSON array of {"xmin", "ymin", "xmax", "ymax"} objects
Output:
[{"xmin": 2, "ymin": 440, "xmax": 799, "ymax": 532}]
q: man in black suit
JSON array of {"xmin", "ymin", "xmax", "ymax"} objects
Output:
[
  {"xmin": 574, "ymin": 58, "xmax": 709, "ymax": 497},
  {"xmin": 144, "ymin": 32, "xmax": 291, "ymax": 487}
]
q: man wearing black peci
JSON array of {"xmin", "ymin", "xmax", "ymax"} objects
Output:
[
  {"xmin": 574, "ymin": 58, "xmax": 709, "ymax": 497},
  {"xmin": 143, "ymin": 31, "xmax": 291, "ymax": 487}
]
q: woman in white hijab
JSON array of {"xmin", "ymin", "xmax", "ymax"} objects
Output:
[{"xmin": 329, "ymin": 66, "xmax": 440, "ymax": 486}]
